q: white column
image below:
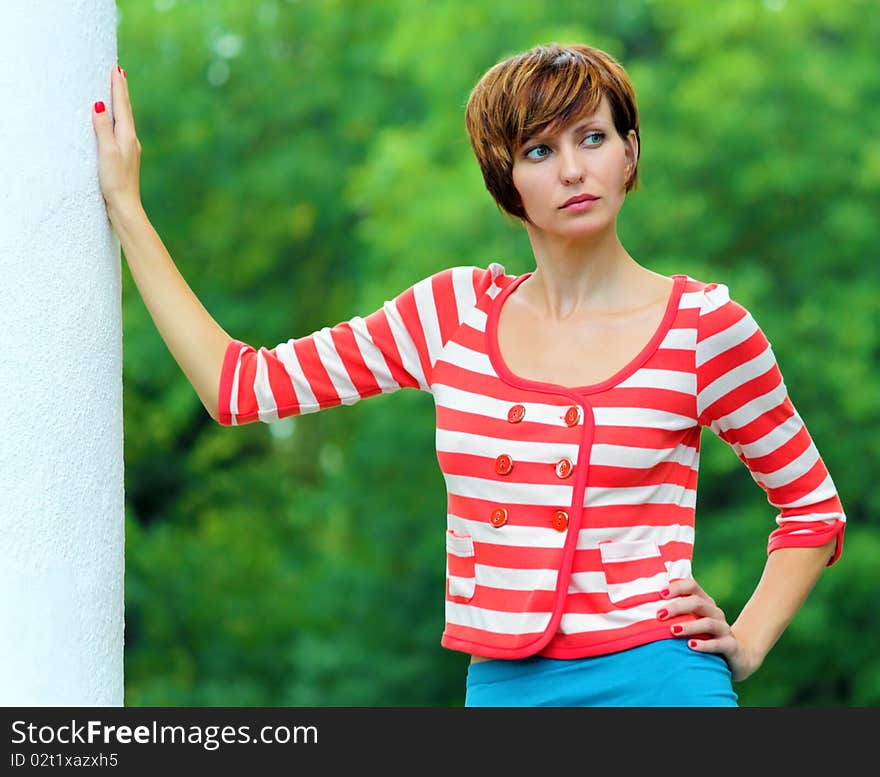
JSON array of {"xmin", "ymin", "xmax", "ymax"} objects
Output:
[{"xmin": 0, "ymin": 0, "xmax": 125, "ymax": 705}]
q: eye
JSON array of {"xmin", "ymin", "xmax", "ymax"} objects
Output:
[
  {"xmin": 582, "ymin": 131, "xmax": 605, "ymax": 146},
  {"xmin": 524, "ymin": 144, "xmax": 551, "ymax": 161}
]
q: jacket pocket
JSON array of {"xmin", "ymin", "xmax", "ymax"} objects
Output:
[
  {"xmin": 446, "ymin": 530, "xmax": 476, "ymax": 602},
  {"xmin": 598, "ymin": 539, "xmax": 670, "ymax": 608}
]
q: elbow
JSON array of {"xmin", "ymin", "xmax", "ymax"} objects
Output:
[{"xmin": 204, "ymin": 399, "xmax": 222, "ymax": 425}]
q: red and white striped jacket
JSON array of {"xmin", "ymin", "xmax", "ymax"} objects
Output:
[{"xmin": 217, "ymin": 263, "xmax": 846, "ymax": 660}]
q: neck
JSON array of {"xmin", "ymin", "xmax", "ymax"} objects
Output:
[{"xmin": 520, "ymin": 222, "xmax": 642, "ymax": 322}]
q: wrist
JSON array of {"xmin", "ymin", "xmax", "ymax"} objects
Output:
[
  {"xmin": 107, "ymin": 197, "xmax": 146, "ymax": 229},
  {"xmin": 729, "ymin": 625, "xmax": 767, "ymax": 681}
]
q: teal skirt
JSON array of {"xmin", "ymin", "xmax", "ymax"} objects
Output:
[{"xmin": 465, "ymin": 638, "xmax": 738, "ymax": 707}]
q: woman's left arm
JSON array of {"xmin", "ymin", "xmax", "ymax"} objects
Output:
[
  {"xmin": 659, "ymin": 538, "xmax": 836, "ymax": 682},
  {"xmin": 728, "ymin": 538, "xmax": 836, "ymax": 679},
  {"xmin": 670, "ymin": 282, "xmax": 848, "ymax": 681}
]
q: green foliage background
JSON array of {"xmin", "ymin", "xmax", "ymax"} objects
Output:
[{"xmin": 117, "ymin": 0, "xmax": 879, "ymax": 706}]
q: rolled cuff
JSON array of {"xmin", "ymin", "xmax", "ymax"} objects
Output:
[
  {"xmin": 217, "ymin": 338, "xmax": 249, "ymax": 426},
  {"xmin": 767, "ymin": 519, "xmax": 846, "ymax": 566}
]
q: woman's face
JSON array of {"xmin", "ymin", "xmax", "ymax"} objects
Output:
[{"xmin": 511, "ymin": 94, "xmax": 638, "ymax": 240}]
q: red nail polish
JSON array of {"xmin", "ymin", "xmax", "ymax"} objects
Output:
[
  {"xmin": 672, "ymin": 624, "xmax": 683, "ymax": 634},
  {"xmin": 657, "ymin": 608, "xmax": 668, "ymax": 620},
  {"xmin": 94, "ymin": 101, "xmax": 105, "ymax": 113},
  {"xmin": 660, "ymin": 589, "xmax": 669, "ymax": 598},
  {"xmin": 122, "ymin": 69, "xmax": 126, "ymax": 79},
  {"xmin": 688, "ymin": 640, "xmax": 698, "ymax": 648},
  {"xmin": 117, "ymin": 65, "xmax": 122, "ymax": 75}
]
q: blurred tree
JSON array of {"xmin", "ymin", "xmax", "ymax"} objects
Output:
[{"xmin": 118, "ymin": 0, "xmax": 878, "ymax": 707}]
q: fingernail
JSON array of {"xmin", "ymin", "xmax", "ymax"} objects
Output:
[
  {"xmin": 94, "ymin": 101, "xmax": 105, "ymax": 113},
  {"xmin": 122, "ymin": 69, "xmax": 126, "ymax": 80},
  {"xmin": 656, "ymin": 608, "xmax": 668, "ymax": 620},
  {"xmin": 117, "ymin": 64, "xmax": 122, "ymax": 75},
  {"xmin": 671, "ymin": 624, "xmax": 683, "ymax": 634},
  {"xmin": 688, "ymin": 640, "xmax": 698, "ymax": 648},
  {"xmin": 660, "ymin": 589, "xmax": 669, "ymax": 598}
]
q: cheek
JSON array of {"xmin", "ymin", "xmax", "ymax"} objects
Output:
[
  {"xmin": 511, "ymin": 167, "xmax": 525, "ymax": 195},
  {"xmin": 511, "ymin": 167, "xmax": 540, "ymax": 201},
  {"xmin": 510, "ymin": 175, "xmax": 527, "ymax": 208}
]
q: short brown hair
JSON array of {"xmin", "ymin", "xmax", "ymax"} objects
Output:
[{"xmin": 465, "ymin": 43, "xmax": 640, "ymax": 220}]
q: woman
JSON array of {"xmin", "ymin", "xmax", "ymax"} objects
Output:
[{"xmin": 92, "ymin": 43, "xmax": 845, "ymax": 707}]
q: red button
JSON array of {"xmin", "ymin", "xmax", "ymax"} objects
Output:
[
  {"xmin": 555, "ymin": 457, "xmax": 573, "ymax": 479},
  {"xmin": 490, "ymin": 507, "xmax": 508, "ymax": 528},
  {"xmin": 495, "ymin": 454, "xmax": 513, "ymax": 475},
  {"xmin": 507, "ymin": 404, "xmax": 525, "ymax": 423},
  {"xmin": 552, "ymin": 510, "xmax": 569, "ymax": 531},
  {"xmin": 564, "ymin": 406, "xmax": 580, "ymax": 427}
]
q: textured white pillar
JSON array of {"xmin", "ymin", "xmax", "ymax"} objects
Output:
[{"xmin": 0, "ymin": 0, "xmax": 124, "ymax": 705}]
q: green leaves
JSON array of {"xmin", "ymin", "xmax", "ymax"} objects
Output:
[{"xmin": 119, "ymin": 0, "xmax": 877, "ymax": 706}]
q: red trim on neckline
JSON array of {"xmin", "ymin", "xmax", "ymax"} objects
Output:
[{"xmin": 487, "ymin": 273, "xmax": 688, "ymax": 395}]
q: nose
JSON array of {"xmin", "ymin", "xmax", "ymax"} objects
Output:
[{"xmin": 558, "ymin": 143, "xmax": 585, "ymax": 185}]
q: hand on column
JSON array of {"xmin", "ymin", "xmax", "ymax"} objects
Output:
[{"xmin": 92, "ymin": 64, "xmax": 143, "ymax": 221}]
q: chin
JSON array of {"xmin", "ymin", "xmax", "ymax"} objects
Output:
[{"xmin": 554, "ymin": 221, "xmax": 610, "ymax": 240}]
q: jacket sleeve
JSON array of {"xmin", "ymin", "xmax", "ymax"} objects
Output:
[
  {"xmin": 217, "ymin": 263, "xmax": 502, "ymax": 426},
  {"xmin": 695, "ymin": 282, "xmax": 846, "ymax": 566}
]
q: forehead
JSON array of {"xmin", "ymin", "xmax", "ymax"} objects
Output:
[{"xmin": 542, "ymin": 93, "xmax": 613, "ymax": 135}]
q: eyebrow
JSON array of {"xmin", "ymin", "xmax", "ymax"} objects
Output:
[{"xmin": 522, "ymin": 119, "xmax": 606, "ymax": 147}]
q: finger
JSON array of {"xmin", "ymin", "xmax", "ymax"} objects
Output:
[
  {"xmin": 110, "ymin": 64, "xmax": 137, "ymax": 141},
  {"xmin": 91, "ymin": 98, "xmax": 117, "ymax": 153},
  {"xmin": 666, "ymin": 615, "xmax": 725, "ymax": 639},
  {"xmin": 687, "ymin": 634, "xmax": 737, "ymax": 660},
  {"xmin": 662, "ymin": 576, "xmax": 700, "ymax": 599},
  {"xmin": 657, "ymin": 593, "xmax": 717, "ymax": 620}
]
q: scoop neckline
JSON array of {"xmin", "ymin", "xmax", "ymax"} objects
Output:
[{"xmin": 486, "ymin": 271, "xmax": 688, "ymax": 396}]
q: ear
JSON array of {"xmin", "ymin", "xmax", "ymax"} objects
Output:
[
  {"xmin": 624, "ymin": 129, "xmax": 639, "ymax": 186},
  {"xmin": 626, "ymin": 129, "xmax": 639, "ymax": 163}
]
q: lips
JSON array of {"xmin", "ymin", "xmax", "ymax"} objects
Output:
[{"xmin": 560, "ymin": 193, "xmax": 600, "ymax": 209}]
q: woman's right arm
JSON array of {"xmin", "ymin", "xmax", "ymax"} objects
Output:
[
  {"xmin": 94, "ymin": 65, "xmax": 500, "ymax": 426},
  {"xmin": 109, "ymin": 200, "xmax": 233, "ymax": 422},
  {"xmin": 93, "ymin": 65, "xmax": 232, "ymax": 421}
]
